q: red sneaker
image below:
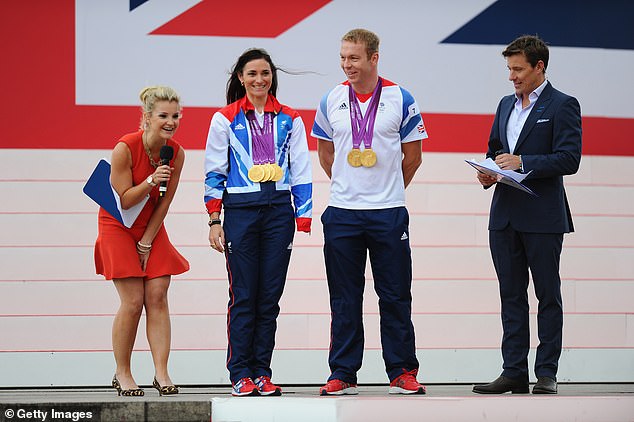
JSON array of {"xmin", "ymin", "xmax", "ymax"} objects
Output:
[
  {"xmin": 232, "ymin": 378, "xmax": 259, "ymax": 396},
  {"xmin": 389, "ymin": 369, "xmax": 426, "ymax": 395},
  {"xmin": 320, "ymin": 379, "xmax": 358, "ymax": 396},
  {"xmin": 254, "ymin": 376, "xmax": 282, "ymax": 396}
]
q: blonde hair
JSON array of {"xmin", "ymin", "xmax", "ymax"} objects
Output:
[
  {"xmin": 139, "ymin": 85, "xmax": 181, "ymax": 128},
  {"xmin": 342, "ymin": 28, "xmax": 380, "ymax": 59}
]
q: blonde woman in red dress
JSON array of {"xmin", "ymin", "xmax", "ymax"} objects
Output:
[{"xmin": 94, "ymin": 86, "xmax": 189, "ymax": 396}]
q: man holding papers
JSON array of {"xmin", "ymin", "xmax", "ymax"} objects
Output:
[
  {"xmin": 466, "ymin": 157, "xmax": 535, "ymax": 196},
  {"xmin": 472, "ymin": 35, "xmax": 582, "ymax": 395}
]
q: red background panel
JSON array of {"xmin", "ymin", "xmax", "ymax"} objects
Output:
[{"xmin": 2, "ymin": 1, "xmax": 632, "ymax": 154}]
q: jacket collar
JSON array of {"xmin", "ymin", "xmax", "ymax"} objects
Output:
[
  {"xmin": 239, "ymin": 94, "xmax": 282, "ymax": 114},
  {"xmin": 513, "ymin": 81, "xmax": 554, "ymax": 152}
]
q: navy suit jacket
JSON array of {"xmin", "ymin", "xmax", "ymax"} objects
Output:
[{"xmin": 487, "ymin": 82, "xmax": 582, "ymax": 233}]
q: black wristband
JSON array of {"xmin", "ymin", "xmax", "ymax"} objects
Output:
[{"xmin": 208, "ymin": 219, "xmax": 221, "ymax": 227}]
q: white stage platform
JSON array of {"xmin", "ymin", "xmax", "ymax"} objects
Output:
[{"xmin": 211, "ymin": 385, "xmax": 634, "ymax": 422}]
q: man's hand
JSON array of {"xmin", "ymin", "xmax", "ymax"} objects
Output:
[
  {"xmin": 494, "ymin": 153, "xmax": 521, "ymax": 171},
  {"xmin": 477, "ymin": 171, "xmax": 497, "ymax": 187}
]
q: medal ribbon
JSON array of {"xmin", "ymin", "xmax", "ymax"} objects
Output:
[
  {"xmin": 246, "ymin": 111, "xmax": 275, "ymax": 165},
  {"xmin": 349, "ymin": 78, "xmax": 382, "ymax": 150}
]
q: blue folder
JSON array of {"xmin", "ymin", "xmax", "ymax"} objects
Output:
[{"xmin": 83, "ymin": 159, "xmax": 148, "ymax": 227}]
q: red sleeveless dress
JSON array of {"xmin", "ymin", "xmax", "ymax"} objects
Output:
[{"xmin": 94, "ymin": 130, "xmax": 190, "ymax": 280}]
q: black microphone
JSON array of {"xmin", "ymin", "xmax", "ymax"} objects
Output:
[
  {"xmin": 159, "ymin": 145, "xmax": 174, "ymax": 197},
  {"xmin": 489, "ymin": 139, "xmax": 504, "ymax": 159}
]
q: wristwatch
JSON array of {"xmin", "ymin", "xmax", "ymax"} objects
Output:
[{"xmin": 146, "ymin": 175, "xmax": 157, "ymax": 187}]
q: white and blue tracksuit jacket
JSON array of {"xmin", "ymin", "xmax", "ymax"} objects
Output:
[{"xmin": 204, "ymin": 95, "xmax": 312, "ymax": 230}]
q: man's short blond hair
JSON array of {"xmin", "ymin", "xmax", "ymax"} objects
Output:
[{"xmin": 342, "ymin": 28, "xmax": 379, "ymax": 59}]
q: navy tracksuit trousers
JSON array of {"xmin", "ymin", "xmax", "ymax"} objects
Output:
[
  {"xmin": 223, "ymin": 203, "xmax": 295, "ymax": 383},
  {"xmin": 322, "ymin": 206, "xmax": 419, "ymax": 384}
]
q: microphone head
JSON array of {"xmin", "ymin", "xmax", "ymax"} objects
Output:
[
  {"xmin": 159, "ymin": 145, "xmax": 174, "ymax": 161},
  {"xmin": 490, "ymin": 139, "xmax": 503, "ymax": 154}
]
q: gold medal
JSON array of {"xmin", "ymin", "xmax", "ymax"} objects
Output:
[
  {"xmin": 261, "ymin": 164, "xmax": 272, "ymax": 182},
  {"xmin": 248, "ymin": 165, "xmax": 265, "ymax": 182},
  {"xmin": 360, "ymin": 149, "xmax": 377, "ymax": 167},
  {"xmin": 347, "ymin": 149, "xmax": 362, "ymax": 167},
  {"xmin": 271, "ymin": 164, "xmax": 283, "ymax": 182}
]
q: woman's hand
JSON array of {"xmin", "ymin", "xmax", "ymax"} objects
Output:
[
  {"xmin": 209, "ymin": 224, "xmax": 225, "ymax": 253},
  {"xmin": 151, "ymin": 164, "xmax": 173, "ymax": 187},
  {"xmin": 138, "ymin": 250, "xmax": 150, "ymax": 271},
  {"xmin": 136, "ymin": 241, "xmax": 152, "ymax": 271}
]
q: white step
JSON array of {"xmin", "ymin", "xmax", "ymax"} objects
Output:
[{"xmin": 1, "ymin": 150, "xmax": 632, "ymax": 385}]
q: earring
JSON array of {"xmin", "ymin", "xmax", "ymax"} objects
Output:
[{"xmin": 241, "ymin": 81, "xmax": 244, "ymax": 86}]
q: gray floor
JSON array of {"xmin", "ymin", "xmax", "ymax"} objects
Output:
[{"xmin": 2, "ymin": 383, "xmax": 633, "ymax": 402}]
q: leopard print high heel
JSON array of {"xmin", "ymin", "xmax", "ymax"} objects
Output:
[
  {"xmin": 112, "ymin": 375, "xmax": 145, "ymax": 397},
  {"xmin": 152, "ymin": 377, "xmax": 179, "ymax": 396}
]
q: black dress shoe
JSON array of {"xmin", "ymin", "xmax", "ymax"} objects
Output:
[
  {"xmin": 532, "ymin": 376, "xmax": 557, "ymax": 394},
  {"xmin": 472, "ymin": 375, "xmax": 529, "ymax": 394}
]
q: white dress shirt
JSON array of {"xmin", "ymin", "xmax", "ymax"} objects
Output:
[{"xmin": 507, "ymin": 79, "xmax": 548, "ymax": 153}]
